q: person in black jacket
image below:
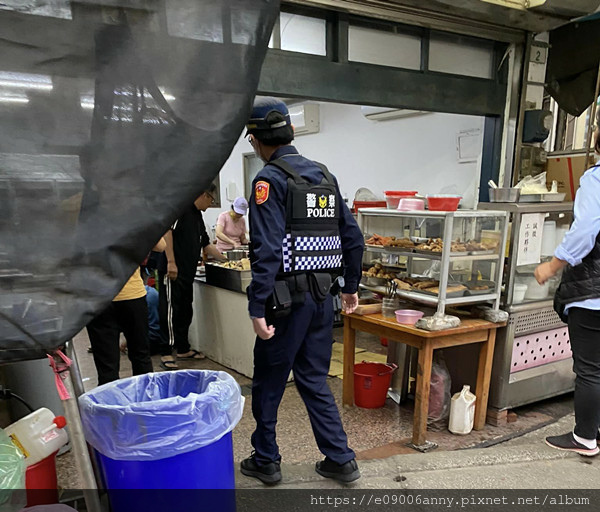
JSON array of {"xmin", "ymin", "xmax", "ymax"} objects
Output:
[{"xmin": 158, "ymin": 184, "xmax": 226, "ymax": 370}]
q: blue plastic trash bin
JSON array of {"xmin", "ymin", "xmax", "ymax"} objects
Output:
[{"xmin": 79, "ymin": 370, "xmax": 243, "ymax": 511}]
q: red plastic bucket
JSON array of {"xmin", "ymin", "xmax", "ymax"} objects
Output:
[
  {"xmin": 25, "ymin": 451, "xmax": 59, "ymax": 507},
  {"xmin": 354, "ymin": 362, "xmax": 397, "ymax": 408}
]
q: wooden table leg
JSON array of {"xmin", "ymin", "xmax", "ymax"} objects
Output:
[
  {"xmin": 474, "ymin": 328, "xmax": 497, "ymax": 430},
  {"xmin": 412, "ymin": 341, "xmax": 433, "ymax": 446},
  {"xmin": 342, "ymin": 318, "xmax": 356, "ymax": 407}
]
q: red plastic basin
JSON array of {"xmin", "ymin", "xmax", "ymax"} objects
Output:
[{"xmin": 427, "ymin": 195, "xmax": 461, "ymax": 211}]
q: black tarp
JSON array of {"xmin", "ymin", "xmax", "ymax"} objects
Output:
[
  {"xmin": 0, "ymin": 0, "xmax": 279, "ymax": 362},
  {"xmin": 546, "ymin": 16, "xmax": 600, "ymax": 117}
]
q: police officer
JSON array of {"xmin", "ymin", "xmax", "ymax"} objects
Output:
[{"xmin": 241, "ymin": 97, "xmax": 364, "ymax": 485}]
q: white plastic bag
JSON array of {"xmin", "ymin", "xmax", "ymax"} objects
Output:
[{"xmin": 515, "ymin": 172, "xmax": 549, "ymax": 194}]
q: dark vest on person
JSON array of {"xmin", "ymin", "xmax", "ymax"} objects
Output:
[
  {"xmin": 554, "ymin": 232, "xmax": 600, "ymax": 321},
  {"xmin": 269, "ymin": 157, "xmax": 343, "ymax": 276}
]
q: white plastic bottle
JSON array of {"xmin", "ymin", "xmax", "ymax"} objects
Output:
[
  {"xmin": 4, "ymin": 408, "xmax": 68, "ymax": 466},
  {"xmin": 448, "ymin": 385, "xmax": 476, "ymax": 435}
]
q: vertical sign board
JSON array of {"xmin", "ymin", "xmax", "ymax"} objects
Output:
[{"xmin": 516, "ymin": 213, "xmax": 545, "ymax": 267}]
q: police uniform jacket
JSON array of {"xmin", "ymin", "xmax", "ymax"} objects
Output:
[{"xmin": 248, "ymin": 145, "xmax": 364, "ymax": 318}]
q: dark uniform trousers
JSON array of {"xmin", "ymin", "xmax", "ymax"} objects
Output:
[
  {"xmin": 86, "ymin": 296, "xmax": 153, "ymax": 385},
  {"xmin": 251, "ymin": 292, "xmax": 355, "ymax": 465},
  {"xmin": 158, "ymin": 270, "xmax": 194, "ymax": 355}
]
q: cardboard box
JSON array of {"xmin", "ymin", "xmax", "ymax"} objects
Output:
[{"xmin": 545, "ymin": 153, "xmax": 595, "ymax": 201}]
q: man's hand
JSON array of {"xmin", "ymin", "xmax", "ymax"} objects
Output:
[
  {"xmin": 252, "ymin": 317, "xmax": 275, "ymax": 340},
  {"xmin": 341, "ymin": 293, "xmax": 359, "ymax": 314},
  {"xmin": 167, "ymin": 261, "xmax": 178, "ymax": 281},
  {"xmin": 534, "ymin": 257, "xmax": 567, "ymax": 285}
]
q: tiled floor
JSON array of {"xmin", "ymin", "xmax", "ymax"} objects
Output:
[{"xmin": 56, "ymin": 327, "xmax": 573, "ymax": 489}]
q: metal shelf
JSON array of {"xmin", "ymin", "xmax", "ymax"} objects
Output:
[
  {"xmin": 365, "ymin": 246, "xmax": 501, "ymax": 261},
  {"xmin": 478, "ymin": 202, "xmax": 573, "ymax": 214},
  {"xmin": 359, "ymin": 284, "xmax": 497, "ymax": 306},
  {"xmin": 358, "ymin": 208, "xmax": 508, "ymax": 218}
]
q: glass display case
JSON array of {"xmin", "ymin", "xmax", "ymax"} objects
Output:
[
  {"xmin": 357, "ymin": 208, "xmax": 509, "ymax": 314},
  {"xmin": 477, "ymin": 202, "xmax": 575, "ymax": 410}
]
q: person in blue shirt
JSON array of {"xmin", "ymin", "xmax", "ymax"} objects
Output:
[
  {"xmin": 240, "ymin": 97, "xmax": 364, "ymax": 484},
  {"xmin": 535, "ymin": 115, "xmax": 600, "ymax": 456}
]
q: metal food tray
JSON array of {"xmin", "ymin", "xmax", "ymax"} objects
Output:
[
  {"xmin": 204, "ymin": 263, "xmax": 251, "ymax": 293},
  {"xmin": 519, "ymin": 193, "xmax": 566, "ymax": 203},
  {"xmin": 468, "ymin": 249, "xmax": 495, "ymax": 255},
  {"xmin": 418, "ymin": 288, "xmax": 466, "ymax": 298},
  {"xmin": 382, "ymin": 245, "xmax": 416, "ymax": 252}
]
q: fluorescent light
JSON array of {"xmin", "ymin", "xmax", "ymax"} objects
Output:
[
  {"xmin": 80, "ymin": 89, "xmax": 175, "ymax": 109},
  {"xmin": 0, "ymin": 95, "xmax": 29, "ymax": 104},
  {"xmin": 0, "ymin": 72, "xmax": 52, "ymax": 91}
]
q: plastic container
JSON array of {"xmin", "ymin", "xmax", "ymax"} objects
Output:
[
  {"xmin": 25, "ymin": 452, "xmax": 59, "ymax": 507},
  {"xmin": 354, "ymin": 362, "xmax": 397, "ymax": 408},
  {"xmin": 382, "ymin": 297, "xmax": 400, "ymax": 318},
  {"xmin": 427, "ymin": 195, "xmax": 462, "ymax": 211},
  {"xmin": 395, "ymin": 309, "xmax": 424, "ymax": 325},
  {"xmin": 79, "ymin": 370, "xmax": 243, "ymax": 510},
  {"xmin": 524, "ymin": 277, "xmax": 550, "ymax": 300},
  {"xmin": 513, "ymin": 283, "xmax": 528, "ymax": 304},
  {"xmin": 541, "ymin": 220, "xmax": 557, "ymax": 257},
  {"xmin": 448, "ymin": 385, "xmax": 476, "ymax": 435},
  {"xmin": 397, "ymin": 198, "xmax": 425, "ymax": 211},
  {"xmin": 352, "ymin": 200, "xmax": 387, "ymax": 213},
  {"xmin": 384, "ymin": 191, "xmax": 418, "ymax": 209},
  {"xmin": 4, "ymin": 408, "xmax": 68, "ymax": 467}
]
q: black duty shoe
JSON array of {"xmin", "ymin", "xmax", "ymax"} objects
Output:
[
  {"xmin": 545, "ymin": 432, "xmax": 599, "ymax": 457},
  {"xmin": 315, "ymin": 457, "xmax": 361, "ymax": 483},
  {"xmin": 240, "ymin": 453, "xmax": 282, "ymax": 485}
]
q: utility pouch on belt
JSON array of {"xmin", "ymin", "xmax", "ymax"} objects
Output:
[
  {"xmin": 308, "ymin": 273, "xmax": 332, "ymax": 303},
  {"xmin": 266, "ymin": 281, "xmax": 292, "ymax": 323}
]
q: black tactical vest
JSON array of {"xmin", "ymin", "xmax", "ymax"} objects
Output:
[
  {"xmin": 554, "ymin": 231, "xmax": 600, "ymax": 321},
  {"xmin": 269, "ymin": 157, "xmax": 343, "ymax": 276}
]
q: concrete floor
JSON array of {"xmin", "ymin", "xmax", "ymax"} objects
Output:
[{"xmin": 56, "ymin": 327, "xmax": 574, "ymax": 489}]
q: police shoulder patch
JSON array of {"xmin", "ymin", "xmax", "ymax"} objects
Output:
[{"xmin": 255, "ymin": 181, "xmax": 270, "ymax": 205}]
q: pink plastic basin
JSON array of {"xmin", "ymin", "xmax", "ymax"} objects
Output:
[
  {"xmin": 384, "ymin": 191, "xmax": 418, "ymax": 209},
  {"xmin": 395, "ymin": 309, "xmax": 425, "ymax": 325},
  {"xmin": 397, "ymin": 198, "xmax": 425, "ymax": 211}
]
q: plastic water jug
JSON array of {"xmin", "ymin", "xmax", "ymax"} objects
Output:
[
  {"xmin": 448, "ymin": 385, "xmax": 476, "ymax": 435},
  {"xmin": 5, "ymin": 408, "xmax": 68, "ymax": 467}
]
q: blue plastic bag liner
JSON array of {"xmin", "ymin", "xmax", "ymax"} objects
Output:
[{"xmin": 78, "ymin": 370, "xmax": 244, "ymax": 461}]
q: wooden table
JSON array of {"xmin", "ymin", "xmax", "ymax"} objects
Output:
[{"xmin": 342, "ymin": 313, "xmax": 505, "ymax": 449}]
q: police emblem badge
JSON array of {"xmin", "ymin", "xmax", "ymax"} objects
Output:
[{"xmin": 255, "ymin": 181, "xmax": 270, "ymax": 205}]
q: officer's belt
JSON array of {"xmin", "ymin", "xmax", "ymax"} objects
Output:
[{"xmin": 279, "ymin": 273, "xmax": 309, "ymax": 294}]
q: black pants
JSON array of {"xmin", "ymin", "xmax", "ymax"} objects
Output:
[
  {"xmin": 157, "ymin": 271, "xmax": 193, "ymax": 356},
  {"xmin": 86, "ymin": 297, "xmax": 153, "ymax": 385},
  {"xmin": 251, "ymin": 293, "xmax": 354, "ymax": 465},
  {"xmin": 568, "ymin": 307, "xmax": 600, "ymax": 440}
]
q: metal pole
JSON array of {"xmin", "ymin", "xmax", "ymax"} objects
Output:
[
  {"xmin": 584, "ymin": 61, "xmax": 600, "ymax": 167},
  {"xmin": 59, "ymin": 343, "xmax": 103, "ymax": 512}
]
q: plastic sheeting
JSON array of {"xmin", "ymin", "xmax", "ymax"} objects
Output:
[
  {"xmin": 78, "ymin": 370, "xmax": 244, "ymax": 461},
  {"xmin": 0, "ymin": 0, "xmax": 279, "ymax": 362},
  {"xmin": 0, "ymin": 428, "xmax": 25, "ymax": 499}
]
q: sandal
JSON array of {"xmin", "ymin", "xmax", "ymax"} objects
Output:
[
  {"xmin": 176, "ymin": 349, "xmax": 206, "ymax": 360},
  {"xmin": 160, "ymin": 359, "xmax": 178, "ymax": 371}
]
